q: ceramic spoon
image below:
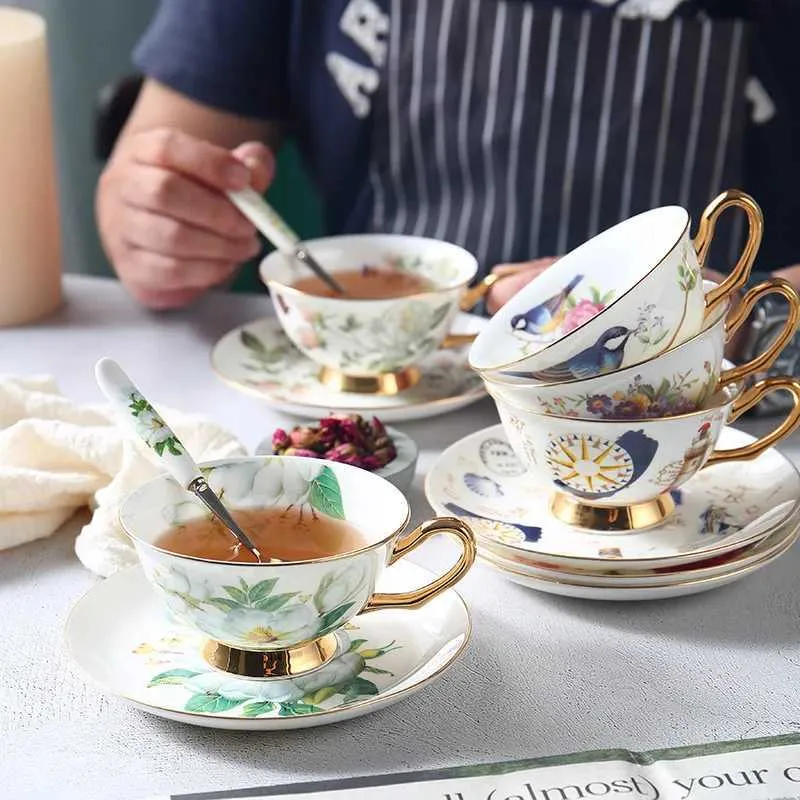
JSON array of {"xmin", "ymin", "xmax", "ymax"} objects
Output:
[
  {"xmin": 94, "ymin": 358, "xmax": 264, "ymax": 563},
  {"xmin": 228, "ymin": 186, "xmax": 345, "ymax": 295}
]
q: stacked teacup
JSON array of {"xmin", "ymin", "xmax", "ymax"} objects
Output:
[{"xmin": 465, "ymin": 190, "xmax": 800, "ymax": 597}]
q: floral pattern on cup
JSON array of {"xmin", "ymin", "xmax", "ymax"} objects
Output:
[
  {"xmin": 535, "ymin": 364, "xmax": 716, "ymax": 421},
  {"xmin": 277, "ymin": 296, "xmax": 456, "ymax": 375},
  {"xmin": 135, "ymin": 630, "xmax": 400, "ymax": 717},
  {"xmin": 261, "ymin": 235, "xmax": 479, "ymax": 378},
  {"xmin": 149, "ymin": 557, "xmax": 371, "ymax": 650},
  {"xmin": 562, "ymin": 289, "xmax": 615, "ymax": 333},
  {"xmin": 120, "ymin": 457, "xmax": 401, "ymax": 651},
  {"xmin": 469, "ymin": 203, "xmax": 716, "ymax": 377}
]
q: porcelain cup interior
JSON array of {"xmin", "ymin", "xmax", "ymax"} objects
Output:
[
  {"xmin": 260, "ymin": 234, "xmax": 479, "ymax": 377},
  {"xmin": 481, "ymin": 275, "xmax": 800, "ymax": 421},
  {"xmin": 489, "ymin": 376, "xmax": 800, "ymax": 511},
  {"xmin": 481, "ymin": 285, "xmax": 728, "ymax": 419},
  {"xmin": 119, "ymin": 456, "xmax": 475, "ymax": 652},
  {"xmin": 469, "ymin": 190, "xmax": 762, "ymax": 380}
]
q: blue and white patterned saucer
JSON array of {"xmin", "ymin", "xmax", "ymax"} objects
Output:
[{"xmin": 425, "ymin": 425, "xmax": 800, "ymax": 571}]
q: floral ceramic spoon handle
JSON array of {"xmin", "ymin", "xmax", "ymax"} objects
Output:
[
  {"xmin": 94, "ymin": 357, "xmax": 263, "ymax": 562},
  {"xmin": 228, "ymin": 187, "xmax": 345, "ymax": 295}
]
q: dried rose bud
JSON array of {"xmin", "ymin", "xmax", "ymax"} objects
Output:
[
  {"xmin": 284, "ymin": 447, "xmax": 321, "ymax": 459},
  {"xmin": 361, "ymin": 455, "xmax": 381, "ymax": 470},
  {"xmin": 327, "ymin": 442, "xmax": 358, "ymax": 459},
  {"xmin": 270, "ymin": 414, "xmax": 397, "ymax": 472},
  {"xmin": 272, "ymin": 428, "xmax": 290, "ymax": 452},
  {"xmin": 289, "ymin": 427, "xmax": 316, "ymax": 447},
  {"xmin": 338, "ymin": 418, "xmax": 366, "ymax": 447}
]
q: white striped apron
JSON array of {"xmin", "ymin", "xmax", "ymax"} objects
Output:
[{"xmin": 367, "ymin": 1, "xmax": 749, "ymax": 275}]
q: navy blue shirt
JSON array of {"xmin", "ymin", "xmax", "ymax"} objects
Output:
[{"xmin": 135, "ymin": 0, "xmax": 800, "ymax": 271}]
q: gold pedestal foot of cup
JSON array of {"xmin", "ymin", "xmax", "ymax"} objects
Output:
[
  {"xmin": 550, "ymin": 492, "xmax": 677, "ymax": 533},
  {"xmin": 319, "ymin": 366, "xmax": 421, "ymax": 395},
  {"xmin": 202, "ymin": 633, "xmax": 340, "ymax": 679}
]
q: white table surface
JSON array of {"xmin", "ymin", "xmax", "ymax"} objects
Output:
[{"xmin": 2, "ymin": 275, "xmax": 800, "ymax": 800}]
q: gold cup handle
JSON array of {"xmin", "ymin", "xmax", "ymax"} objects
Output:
[
  {"xmin": 440, "ymin": 274, "xmax": 500, "ymax": 349},
  {"xmin": 720, "ymin": 278, "xmax": 800, "ymax": 385},
  {"xmin": 704, "ymin": 377, "xmax": 800, "ymax": 468},
  {"xmin": 696, "ymin": 189, "xmax": 764, "ymax": 318},
  {"xmin": 362, "ymin": 517, "xmax": 476, "ymax": 612}
]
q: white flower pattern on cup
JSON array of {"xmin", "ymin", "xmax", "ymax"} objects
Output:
[
  {"xmin": 150, "ymin": 564, "xmax": 372, "ymax": 648},
  {"xmin": 290, "ymin": 299, "xmax": 455, "ymax": 374},
  {"xmin": 141, "ymin": 460, "xmax": 380, "ymax": 650},
  {"xmin": 136, "ymin": 630, "xmax": 401, "ymax": 717}
]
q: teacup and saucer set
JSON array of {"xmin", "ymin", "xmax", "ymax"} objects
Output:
[
  {"xmin": 66, "ymin": 457, "xmax": 476, "ymax": 729},
  {"xmin": 211, "ymin": 234, "xmax": 494, "ymax": 421},
  {"xmin": 435, "ymin": 189, "xmax": 800, "ymax": 600}
]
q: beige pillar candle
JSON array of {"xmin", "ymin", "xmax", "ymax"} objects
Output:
[{"xmin": 0, "ymin": 7, "xmax": 62, "ymax": 327}]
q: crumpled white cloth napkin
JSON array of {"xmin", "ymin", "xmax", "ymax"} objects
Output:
[{"xmin": 0, "ymin": 375, "xmax": 246, "ymax": 576}]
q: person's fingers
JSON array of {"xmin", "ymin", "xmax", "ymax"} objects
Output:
[
  {"xmin": 232, "ymin": 141, "xmax": 276, "ymax": 194},
  {"xmin": 133, "ymin": 128, "xmax": 251, "ymax": 191},
  {"xmin": 702, "ymin": 267, "xmax": 728, "ymax": 285},
  {"xmin": 122, "ymin": 207, "xmax": 261, "ymax": 262},
  {"xmin": 120, "ymin": 244, "xmax": 241, "ymax": 294},
  {"xmin": 119, "ymin": 165, "xmax": 256, "ymax": 238},
  {"xmin": 491, "ymin": 257, "xmax": 559, "ymax": 277},
  {"xmin": 129, "ymin": 286, "xmax": 207, "ymax": 310}
]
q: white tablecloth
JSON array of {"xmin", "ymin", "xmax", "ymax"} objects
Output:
[{"xmin": 2, "ymin": 276, "xmax": 799, "ymax": 800}]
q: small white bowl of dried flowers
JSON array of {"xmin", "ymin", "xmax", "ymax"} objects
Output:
[{"xmin": 256, "ymin": 414, "xmax": 418, "ymax": 494}]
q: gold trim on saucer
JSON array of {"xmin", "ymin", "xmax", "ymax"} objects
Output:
[
  {"xmin": 319, "ymin": 366, "xmax": 421, "ymax": 395},
  {"xmin": 478, "ymin": 523, "xmax": 799, "ymax": 591},
  {"xmin": 202, "ymin": 634, "xmax": 340, "ymax": 679},
  {"xmin": 63, "ymin": 564, "xmax": 473, "ymax": 726},
  {"xmin": 549, "ymin": 492, "xmax": 676, "ymax": 532}
]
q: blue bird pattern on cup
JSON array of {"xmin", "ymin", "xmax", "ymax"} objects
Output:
[{"xmin": 510, "ymin": 275, "xmax": 584, "ymax": 337}]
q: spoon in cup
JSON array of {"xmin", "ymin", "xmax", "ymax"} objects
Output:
[
  {"xmin": 227, "ymin": 187, "xmax": 345, "ymax": 296},
  {"xmin": 94, "ymin": 357, "xmax": 264, "ymax": 563}
]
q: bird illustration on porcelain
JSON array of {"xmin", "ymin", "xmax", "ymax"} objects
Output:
[
  {"xmin": 698, "ymin": 504, "xmax": 734, "ymax": 537},
  {"xmin": 546, "ymin": 429, "xmax": 659, "ymax": 499},
  {"xmin": 509, "ymin": 275, "xmax": 584, "ymax": 337},
  {"xmin": 521, "ymin": 326, "xmax": 635, "ymax": 383}
]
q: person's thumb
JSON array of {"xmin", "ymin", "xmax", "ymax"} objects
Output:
[{"xmin": 232, "ymin": 141, "xmax": 276, "ymax": 194}]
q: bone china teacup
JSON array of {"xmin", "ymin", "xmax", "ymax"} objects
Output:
[
  {"xmin": 119, "ymin": 456, "xmax": 476, "ymax": 656},
  {"xmin": 489, "ymin": 377, "xmax": 800, "ymax": 531},
  {"xmin": 260, "ymin": 234, "xmax": 493, "ymax": 395},
  {"xmin": 469, "ymin": 189, "xmax": 763, "ymax": 380},
  {"xmin": 481, "ymin": 278, "xmax": 800, "ymax": 419}
]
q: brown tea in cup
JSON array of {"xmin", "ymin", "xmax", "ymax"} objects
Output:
[
  {"xmin": 154, "ymin": 507, "xmax": 368, "ymax": 563},
  {"xmin": 292, "ymin": 265, "xmax": 437, "ymax": 299}
]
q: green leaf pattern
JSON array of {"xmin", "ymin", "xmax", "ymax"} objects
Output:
[
  {"xmin": 140, "ymin": 637, "xmax": 399, "ymax": 718},
  {"xmin": 127, "ymin": 390, "xmax": 184, "ymax": 457},
  {"xmin": 283, "ymin": 295, "xmax": 458, "ymax": 373},
  {"xmin": 309, "ymin": 466, "xmax": 345, "ymax": 519},
  {"xmin": 152, "ymin": 557, "xmax": 370, "ymax": 650}
]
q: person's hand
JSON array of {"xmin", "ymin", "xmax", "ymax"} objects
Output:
[
  {"xmin": 96, "ymin": 129, "xmax": 275, "ymax": 309},
  {"xmin": 486, "ymin": 257, "xmax": 559, "ymax": 314}
]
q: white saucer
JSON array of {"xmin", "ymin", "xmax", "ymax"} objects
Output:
[
  {"xmin": 425, "ymin": 424, "xmax": 800, "ymax": 571},
  {"xmin": 211, "ymin": 315, "xmax": 487, "ymax": 422},
  {"xmin": 477, "ymin": 519, "xmax": 799, "ymax": 601},
  {"xmin": 65, "ymin": 562, "xmax": 470, "ymax": 730},
  {"xmin": 481, "ymin": 506, "xmax": 800, "ymax": 588}
]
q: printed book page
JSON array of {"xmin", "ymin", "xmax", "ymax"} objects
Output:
[{"xmin": 145, "ymin": 734, "xmax": 800, "ymax": 800}]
